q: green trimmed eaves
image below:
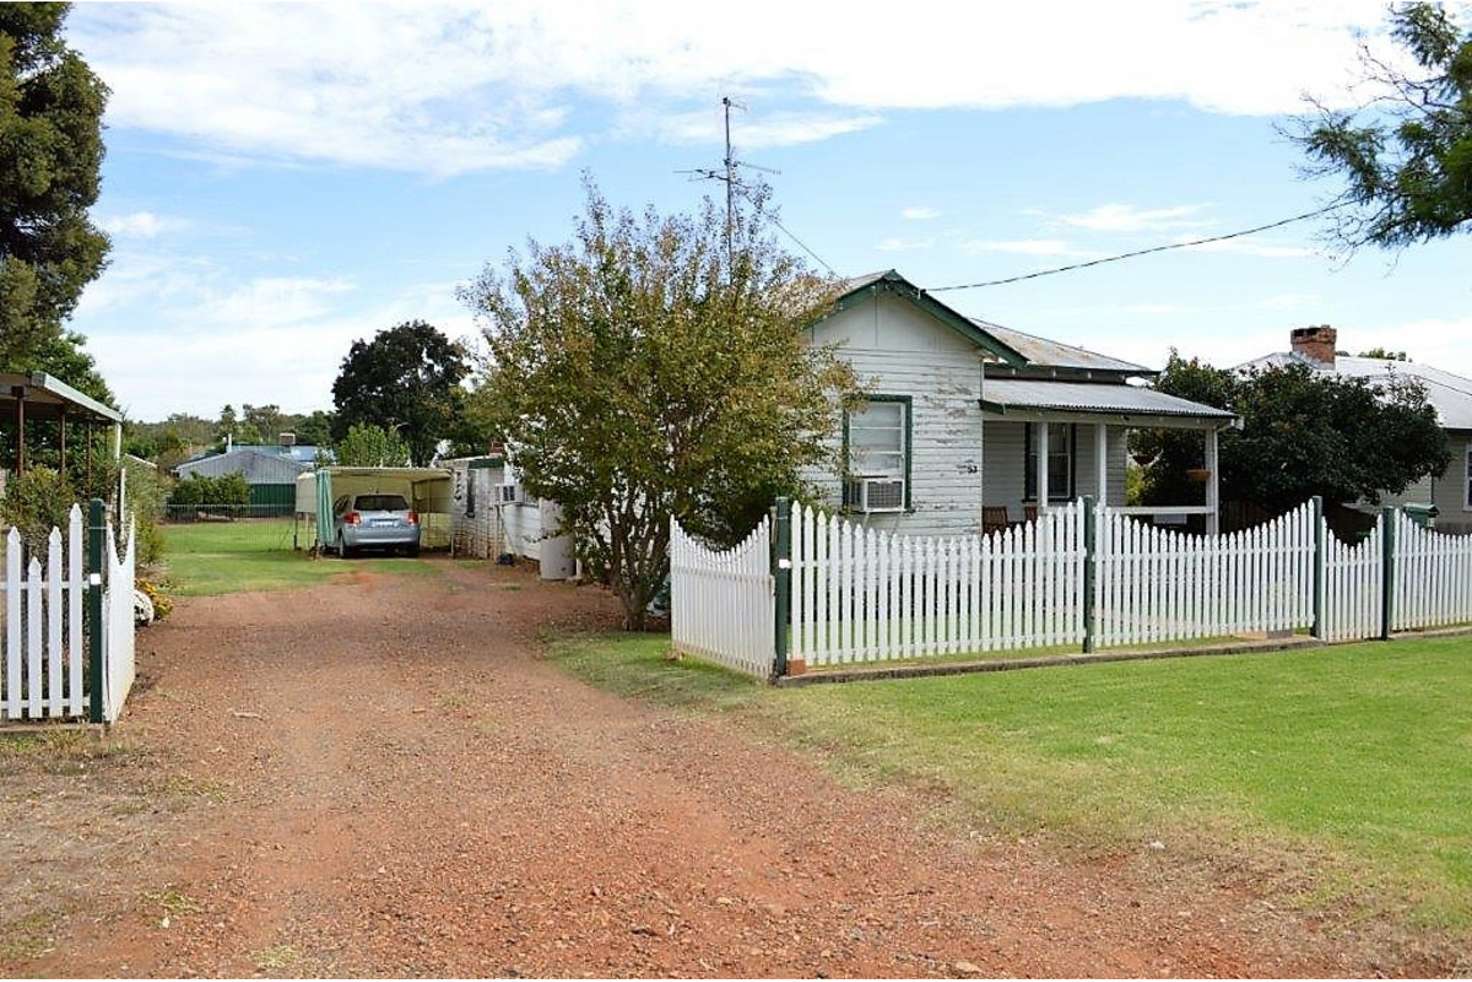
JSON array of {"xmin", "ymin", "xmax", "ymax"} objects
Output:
[{"xmin": 817, "ymin": 272, "xmax": 1029, "ymax": 368}]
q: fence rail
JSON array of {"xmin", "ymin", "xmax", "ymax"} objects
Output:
[{"xmin": 670, "ymin": 517, "xmax": 775, "ymax": 678}]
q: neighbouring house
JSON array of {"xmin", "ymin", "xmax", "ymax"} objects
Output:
[
  {"xmin": 1239, "ymin": 326, "xmax": 1472, "ymax": 533},
  {"xmin": 174, "ymin": 434, "xmax": 321, "ymax": 515},
  {"xmin": 445, "ymin": 454, "xmax": 576, "ymax": 577},
  {"xmin": 805, "ymin": 270, "xmax": 1239, "ymax": 535}
]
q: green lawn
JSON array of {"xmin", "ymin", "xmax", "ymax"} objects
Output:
[
  {"xmin": 548, "ymin": 632, "xmax": 1472, "ymax": 928},
  {"xmin": 162, "ymin": 519, "xmax": 441, "ymax": 596}
]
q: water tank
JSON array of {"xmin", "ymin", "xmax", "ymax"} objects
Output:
[{"xmin": 538, "ymin": 499, "xmax": 577, "ymax": 580}]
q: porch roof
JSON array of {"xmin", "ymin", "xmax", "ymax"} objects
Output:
[
  {"xmin": 0, "ymin": 371, "xmax": 122, "ymax": 424},
  {"xmin": 980, "ymin": 379, "xmax": 1237, "ymax": 428}
]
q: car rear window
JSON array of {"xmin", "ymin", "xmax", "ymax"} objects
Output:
[{"xmin": 354, "ymin": 494, "xmax": 409, "ymax": 511}]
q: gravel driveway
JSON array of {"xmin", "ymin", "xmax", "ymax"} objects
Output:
[{"xmin": 1, "ymin": 561, "xmax": 1448, "ymax": 977}]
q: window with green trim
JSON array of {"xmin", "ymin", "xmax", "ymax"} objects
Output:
[{"xmin": 843, "ymin": 396, "xmax": 913, "ymax": 510}]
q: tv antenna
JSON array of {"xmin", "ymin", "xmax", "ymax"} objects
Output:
[{"xmin": 676, "ymin": 96, "xmax": 781, "ymax": 263}]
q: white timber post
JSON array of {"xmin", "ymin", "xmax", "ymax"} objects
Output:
[
  {"xmin": 1094, "ymin": 422, "xmax": 1108, "ymax": 505},
  {"xmin": 1036, "ymin": 421, "xmax": 1049, "ymax": 512},
  {"xmin": 1205, "ymin": 427, "xmax": 1220, "ymax": 536}
]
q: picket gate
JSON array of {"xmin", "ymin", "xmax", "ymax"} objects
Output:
[
  {"xmin": 790, "ymin": 500, "xmax": 1087, "ymax": 666},
  {"xmin": 1392, "ymin": 511, "xmax": 1472, "ymax": 632},
  {"xmin": 1, "ymin": 507, "xmax": 87, "ymax": 720},
  {"xmin": 670, "ymin": 517, "xmax": 775, "ymax": 678},
  {"xmin": 102, "ymin": 519, "xmax": 137, "ymax": 722},
  {"xmin": 1321, "ymin": 515, "xmax": 1384, "ymax": 642},
  {"xmin": 1095, "ymin": 501, "xmax": 1315, "ymax": 648}
]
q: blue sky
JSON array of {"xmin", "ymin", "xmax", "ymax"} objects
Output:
[{"xmin": 64, "ymin": 1, "xmax": 1472, "ymax": 420}]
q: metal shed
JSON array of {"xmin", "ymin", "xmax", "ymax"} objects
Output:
[
  {"xmin": 294, "ymin": 466, "xmax": 453, "ymax": 552},
  {"xmin": 175, "ymin": 447, "xmax": 314, "ymax": 515}
]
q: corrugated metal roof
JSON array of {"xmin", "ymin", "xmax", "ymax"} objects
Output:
[
  {"xmin": 983, "ymin": 379, "xmax": 1237, "ymax": 419},
  {"xmin": 972, "ymin": 321, "xmax": 1152, "ymax": 373},
  {"xmin": 175, "ymin": 448, "xmax": 313, "ymax": 484},
  {"xmin": 1237, "ymin": 351, "xmax": 1472, "ymax": 430}
]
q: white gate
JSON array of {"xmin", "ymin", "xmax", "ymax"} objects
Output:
[
  {"xmin": 102, "ymin": 518, "xmax": 137, "ymax": 722},
  {"xmin": 1095, "ymin": 502, "xmax": 1316, "ymax": 647},
  {"xmin": 789, "ymin": 500, "xmax": 1087, "ymax": 666},
  {"xmin": 1322, "ymin": 515, "xmax": 1383, "ymax": 642},
  {"xmin": 670, "ymin": 517, "xmax": 775, "ymax": 677},
  {"xmin": 1, "ymin": 507, "xmax": 87, "ymax": 720},
  {"xmin": 1391, "ymin": 511, "xmax": 1472, "ymax": 631}
]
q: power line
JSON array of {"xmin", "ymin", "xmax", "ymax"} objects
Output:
[
  {"xmin": 929, "ymin": 202, "xmax": 1347, "ymax": 292},
  {"xmin": 768, "ymin": 211, "xmax": 837, "ymax": 275}
]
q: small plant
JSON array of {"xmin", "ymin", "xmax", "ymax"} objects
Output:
[{"xmin": 137, "ymin": 578, "xmax": 173, "ymax": 620}]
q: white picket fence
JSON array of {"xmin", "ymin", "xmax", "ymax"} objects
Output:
[
  {"xmin": 670, "ymin": 517, "xmax": 775, "ymax": 677},
  {"xmin": 1095, "ymin": 501, "xmax": 1316, "ymax": 647},
  {"xmin": 1392, "ymin": 511, "xmax": 1472, "ymax": 632},
  {"xmin": 102, "ymin": 519, "xmax": 137, "ymax": 723},
  {"xmin": 2, "ymin": 507, "xmax": 86, "ymax": 720},
  {"xmin": 1, "ymin": 505, "xmax": 139, "ymax": 723},
  {"xmin": 670, "ymin": 498, "xmax": 1472, "ymax": 678},
  {"xmin": 790, "ymin": 500, "xmax": 1087, "ymax": 666},
  {"xmin": 1322, "ymin": 513, "xmax": 1384, "ymax": 642}
]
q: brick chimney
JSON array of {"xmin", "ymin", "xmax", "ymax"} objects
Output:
[{"xmin": 1290, "ymin": 325, "xmax": 1337, "ymax": 367}]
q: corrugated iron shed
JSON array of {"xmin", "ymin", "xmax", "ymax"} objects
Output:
[{"xmin": 175, "ymin": 447, "xmax": 313, "ymax": 484}]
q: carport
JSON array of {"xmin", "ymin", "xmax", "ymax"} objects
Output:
[{"xmin": 294, "ymin": 466, "xmax": 453, "ymax": 553}]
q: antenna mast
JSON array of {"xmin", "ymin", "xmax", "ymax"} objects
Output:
[{"xmin": 676, "ymin": 96, "xmax": 780, "ymax": 266}]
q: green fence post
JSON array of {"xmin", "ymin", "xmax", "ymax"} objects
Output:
[
  {"xmin": 1311, "ymin": 495, "xmax": 1325, "ymax": 640},
  {"xmin": 1381, "ymin": 505, "xmax": 1397, "ymax": 641},
  {"xmin": 87, "ymin": 497, "xmax": 105, "ymax": 724},
  {"xmin": 773, "ymin": 497, "xmax": 791, "ymax": 678},
  {"xmin": 1082, "ymin": 495, "xmax": 1097, "ymax": 653}
]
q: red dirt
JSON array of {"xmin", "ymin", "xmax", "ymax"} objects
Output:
[{"xmin": 2, "ymin": 561, "xmax": 1457, "ymax": 977}]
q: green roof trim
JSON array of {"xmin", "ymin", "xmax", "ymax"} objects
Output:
[{"xmin": 825, "ymin": 270, "xmax": 1029, "ymax": 367}]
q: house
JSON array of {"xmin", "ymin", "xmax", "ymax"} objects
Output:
[
  {"xmin": 444, "ymin": 454, "xmax": 576, "ymax": 577},
  {"xmin": 1239, "ymin": 326, "xmax": 1472, "ymax": 533},
  {"xmin": 174, "ymin": 434, "xmax": 322, "ymax": 515},
  {"xmin": 806, "ymin": 270, "xmax": 1238, "ymax": 535}
]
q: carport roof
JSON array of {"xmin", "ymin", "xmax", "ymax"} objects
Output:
[{"xmin": 0, "ymin": 371, "xmax": 122, "ymax": 424}]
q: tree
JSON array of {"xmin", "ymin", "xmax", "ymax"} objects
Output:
[
  {"xmin": 293, "ymin": 409, "xmax": 335, "ymax": 448},
  {"xmin": 331, "ymin": 320, "xmax": 469, "ymax": 466},
  {"xmin": 0, "ymin": 3, "xmax": 110, "ymax": 368},
  {"xmin": 1296, "ymin": 3, "xmax": 1472, "ymax": 251},
  {"xmin": 461, "ymin": 177, "xmax": 856, "ymax": 630},
  {"xmin": 1358, "ymin": 346, "xmax": 1410, "ymax": 360},
  {"xmin": 1133, "ymin": 351, "xmax": 1450, "ymax": 513},
  {"xmin": 334, "ymin": 422, "xmax": 409, "ymax": 467}
]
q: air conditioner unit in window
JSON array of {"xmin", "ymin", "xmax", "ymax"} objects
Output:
[
  {"xmin": 495, "ymin": 482, "xmax": 524, "ymax": 505},
  {"xmin": 845, "ymin": 475, "xmax": 905, "ymax": 513}
]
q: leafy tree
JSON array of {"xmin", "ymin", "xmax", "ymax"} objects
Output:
[
  {"xmin": 0, "ymin": 3, "xmax": 110, "ymax": 368},
  {"xmin": 331, "ymin": 320, "xmax": 470, "ymax": 465},
  {"xmin": 293, "ymin": 409, "xmax": 335, "ymax": 448},
  {"xmin": 1133, "ymin": 351, "xmax": 1449, "ymax": 513},
  {"xmin": 334, "ymin": 422, "xmax": 409, "ymax": 467},
  {"xmin": 1296, "ymin": 2, "xmax": 1471, "ymax": 250},
  {"xmin": 1358, "ymin": 346, "xmax": 1410, "ymax": 360},
  {"xmin": 168, "ymin": 472, "xmax": 249, "ymax": 509},
  {"xmin": 462, "ymin": 178, "xmax": 856, "ymax": 630},
  {"xmin": 1, "ymin": 466, "xmax": 72, "ymax": 553}
]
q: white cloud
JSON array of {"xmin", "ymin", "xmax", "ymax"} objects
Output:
[
  {"xmin": 99, "ymin": 211, "xmax": 189, "ymax": 238},
  {"xmin": 69, "ymin": 1, "xmax": 1393, "ymax": 176},
  {"xmin": 653, "ymin": 108, "xmax": 882, "ymax": 149},
  {"xmin": 962, "ymin": 238, "xmax": 1092, "ymax": 257},
  {"xmin": 901, "ymin": 207, "xmax": 940, "ymax": 221},
  {"xmin": 1059, "ymin": 203, "xmax": 1213, "ymax": 233},
  {"xmin": 875, "ymin": 237, "xmax": 933, "ymax": 252}
]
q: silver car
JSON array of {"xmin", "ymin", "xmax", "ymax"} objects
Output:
[{"xmin": 333, "ymin": 493, "xmax": 421, "ymax": 557}]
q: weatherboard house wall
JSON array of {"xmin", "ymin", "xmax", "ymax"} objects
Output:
[{"xmin": 804, "ymin": 281, "xmax": 991, "ymax": 536}]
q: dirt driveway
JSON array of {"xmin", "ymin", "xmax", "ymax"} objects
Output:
[{"xmin": 0, "ymin": 562, "xmax": 1448, "ymax": 977}]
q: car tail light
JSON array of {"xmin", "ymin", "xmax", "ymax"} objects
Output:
[
  {"xmin": 406, "ymin": 511, "xmax": 419, "ymax": 525},
  {"xmin": 344, "ymin": 511, "xmax": 361, "ymax": 525}
]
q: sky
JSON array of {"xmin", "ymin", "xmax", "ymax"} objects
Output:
[{"xmin": 64, "ymin": 0, "xmax": 1472, "ymax": 421}]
